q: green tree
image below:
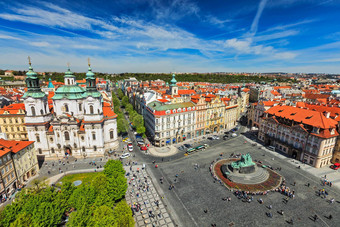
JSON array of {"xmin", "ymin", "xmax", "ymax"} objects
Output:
[
  {"xmin": 103, "ymin": 160, "xmax": 125, "ymax": 179},
  {"xmin": 89, "ymin": 205, "xmax": 116, "ymax": 227},
  {"xmin": 125, "ymin": 104, "xmax": 133, "ymax": 113},
  {"xmin": 132, "ymin": 115, "xmax": 144, "ymax": 129},
  {"xmin": 136, "ymin": 126, "xmax": 146, "ymax": 135},
  {"xmin": 121, "ymin": 96, "xmax": 129, "ymax": 107},
  {"xmin": 117, "ymin": 118, "xmax": 127, "ymax": 134},
  {"xmin": 9, "ymin": 212, "xmax": 32, "ymax": 227},
  {"xmin": 113, "ymin": 201, "xmax": 134, "ymax": 227},
  {"xmin": 68, "ymin": 204, "xmax": 91, "ymax": 227}
]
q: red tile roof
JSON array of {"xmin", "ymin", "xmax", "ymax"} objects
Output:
[
  {"xmin": 265, "ymin": 105, "xmax": 338, "ymax": 129},
  {"xmin": 0, "ymin": 103, "xmax": 25, "ymax": 114},
  {"xmin": 0, "ymin": 139, "xmax": 34, "ymax": 156}
]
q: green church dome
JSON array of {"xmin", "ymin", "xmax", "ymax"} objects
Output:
[{"xmin": 52, "ymin": 85, "xmax": 86, "ymax": 100}]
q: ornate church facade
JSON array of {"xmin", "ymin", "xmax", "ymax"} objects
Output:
[{"xmin": 23, "ymin": 61, "xmax": 118, "ymax": 158}]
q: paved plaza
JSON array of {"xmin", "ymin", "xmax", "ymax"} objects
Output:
[
  {"xmin": 147, "ymin": 135, "xmax": 340, "ymax": 227},
  {"xmin": 124, "ymin": 165, "xmax": 175, "ymax": 227}
]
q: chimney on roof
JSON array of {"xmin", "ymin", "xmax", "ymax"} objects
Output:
[{"xmin": 324, "ymin": 111, "xmax": 330, "ymax": 118}]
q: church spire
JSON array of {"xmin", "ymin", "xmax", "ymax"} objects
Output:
[{"xmin": 23, "ymin": 56, "xmax": 45, "ymax": 99}]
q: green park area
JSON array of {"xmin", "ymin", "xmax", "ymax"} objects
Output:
[
  {"xmin": 59, "ymin": 172, "xmax": 101, "ymax": 185},
  {"xmin": 0, "ymin": 160, "xmax": 134, "ymax": 227}
]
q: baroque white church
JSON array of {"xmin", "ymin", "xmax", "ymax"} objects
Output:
[{"xmin": 23, "ymin": 61, "xmax": 119, "ymax": 158}]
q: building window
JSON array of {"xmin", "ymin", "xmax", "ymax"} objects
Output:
[
  {"xmin": 51, "ymin": 148, "xmax": 55, "ymax": 153},
  {"xmin": 64, "ymin": 104, "xmax": 69, "ymax": 112},
  {"xmin": 92, "ymin": 133, "xmax": 96, "ymax": 140},
  {"xmin": 36, "ymin": 134, "xmax": 40, "ymax": 143},
  {"xmin": 79, "ymin": 103, "xmax": 82, "ymax": 111},
  {"xmin": 82, "ymin": 147, "xmax": 85, "ymax": 152},
  {"xmin": 64, "ymin": 131, "xmax": 70, "ymax": 141},
  {"xmin": 74, "ymin": 143, "xmax": 77, "ymax": 148},
  {"xmin": 94, "ymin": 146, "xmax": 97, "ymax": 151},
  {"xmin": 81, "ymin": 136, "xmax": 84, "ymax": 141},
  {"xmin": 50, "ymin": 137, "xmax": 53, "ymax": 142},
  {"xmin": 9, "ymin": 163, "xmax": 12, "ymax": 169},
  {"xmin": 90, "ymin": 105, "xmax": 94, "ymax": 114},
  {"xmin": 31, "ymin": 106, "xmax": 36, "ymax": 116},
  {"xmin": 38, "ymin": 149, "xmax": 42, "ymax": 154},
  {"xmin": 110, "ymin": 130, "xmax": 114, "ymax": 139}
]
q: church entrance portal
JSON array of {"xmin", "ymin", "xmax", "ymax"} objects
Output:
[{"xmin": 65, "ymin": 146, "xmax": 72, "ymax": 156}]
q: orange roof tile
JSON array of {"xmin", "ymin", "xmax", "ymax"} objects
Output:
[
  {"xmin": 265, "ymin": 105, "xmax": 338, "ymax": 129},
  {"xmin": 0, "ymin": 103, "xmax": 25, "ymax": 114},
  {"xmin": 0, "ymin": 139, "xmax": 34, "ymax": 155}
]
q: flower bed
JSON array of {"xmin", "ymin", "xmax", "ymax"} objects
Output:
[{"xmin": 213, "ymin": 159, "xmax": 282, "ymax": 193}]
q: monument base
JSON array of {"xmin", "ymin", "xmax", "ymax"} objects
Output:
[{"xmin": 239, "ymin": 165, "xmax": 255, "ymax": 174}]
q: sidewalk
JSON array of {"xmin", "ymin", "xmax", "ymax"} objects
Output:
[
  {"xmin": 242, "ymin": 134, "xmax": 340, "ymax": 192},
  {"xmin": 148, "ymin": 146, "xmax": 178, "ymax": 157},
  {"xmin": 125, "ymin": 165, "xmax": 175, "ymax": 227}
]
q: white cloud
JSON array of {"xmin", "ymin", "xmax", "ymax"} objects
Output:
[
  {"xmin": 30, "ymin": 41, "xmax": 51, "ymax": 47},
  {"xmin": 0, "ymin": 34, "xmax": 22, "ymax": 40},
  {"xmin": 250, "ymin": 0, "xmax": 268, "ymax": 35}
]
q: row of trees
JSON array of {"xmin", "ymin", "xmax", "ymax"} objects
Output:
[
  {"xmin": 112, "ymin": 91, "xmax": 129, "ymax": 134},
  {"xmin": 113, "ymin": 89, "xmax": 146, "ymax": 137},
  {"xmin": 0, "ymin": 160, "xmax": 134, "ymax": 227},
  {"xmin": 112, "ymin": 73, "xmax": 293, "ymax": 84}
]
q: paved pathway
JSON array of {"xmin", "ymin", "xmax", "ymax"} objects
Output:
[{"xmin": 124, "ymin": 165, "xmax": 175, "ymax": 227}]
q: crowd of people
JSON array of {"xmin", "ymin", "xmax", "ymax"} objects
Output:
[{"xmin": 126, "ymin": 165, "xmax": 165, "ymax": 226}]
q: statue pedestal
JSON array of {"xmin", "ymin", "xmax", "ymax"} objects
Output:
[{"xmin": 239, "ymin": 165, "xmax": 255, "ymax": 174}]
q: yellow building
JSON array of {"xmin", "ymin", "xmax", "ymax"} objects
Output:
[
  {"xmin": 204, "ymin": 94, "xmax": 225, "ymax": 133},
  {"xmin": 0, "ymin": 103, "xmax": 28, "ymax": 141}
]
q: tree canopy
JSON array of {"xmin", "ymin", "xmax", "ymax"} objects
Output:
[{"xmin": 0, "ymin": 160, "xmax": 133, "ymax": 227}]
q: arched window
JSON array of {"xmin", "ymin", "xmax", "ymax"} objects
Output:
[
  {"xmin": 38, "ymin": 149, "xmax": 42, "ymax": 154},
  {"xmin": 74, "ymin": 143, "xmax": 77, "ymax": 148},
  {"xmin": 90, "ymin": 105, "xmax": 94, "ymax": 114},
  {"xmin": 65, "ymin": 104, "xmax": 69, "ymax": 112},
  {"xmin": 31, "ymin": 106, "xmax": 36, "ymax": 116},
  {"xmin": 79, "ymin": 103, "xmax": 82, "ymax": 111},
  {"xmin": 51, "ymin": 148, "xmax": 55, "ymax": 153},
  {"xmin": 94, "ymin": 146, "xmax": 97, "ymax": 151},
  {"xmin": 57, "ymin": 144, "xmax": 61, "ymax": 149},
  {"xmin": 110, "ymin": 130, "xmax": 114, "ymax": 139},
  {"xmin": 82, "ymin": 147, "xmax": 85, "ymax": 152},
  {"xmin": 50, "ymin": 137, "xmax": 53, "ymax": 142},
  {"xmin": 92, "ymin": 132, "xmax": 96, "ymax": 140},
  {"xmin": 36, "ymin": 134, "xmax": 40, "ymax": 143},
  {"xmin": 64, "ymin": 131, "xmax": 70, "ymax": 141}
]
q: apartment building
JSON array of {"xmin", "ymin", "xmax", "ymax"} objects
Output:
[
  {"xmin": 145, "ymin": 101, "xmax": 196, "ymax": 147},
  {"xmin": 259, "ymin": 105, "xmax": 338, "ymax": 168},
  {"xmin": 0, "ymin": 103, "xmax": 28, "ymax": 141}
]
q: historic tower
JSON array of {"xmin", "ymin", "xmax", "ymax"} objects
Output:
[
  {"xmin": 23, "ymin": 57, "xmax": 52, "ymax": 155},
  {"xmin": 170, "ymin": 73, "xmax": 178, "ymax": 96}
]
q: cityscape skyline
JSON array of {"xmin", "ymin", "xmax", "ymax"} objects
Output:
[{"xmin": 1, "ymin": 0, "xmax": 340, "ymax": 73}]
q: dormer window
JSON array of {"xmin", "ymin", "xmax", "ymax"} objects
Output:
[
  {"xmin": 312, "ymin": 127, "xmax": 319, "ymax": 134},
  {"xmin": 331, "ymin": 128, "xmax": 335, "ymax": 135}
]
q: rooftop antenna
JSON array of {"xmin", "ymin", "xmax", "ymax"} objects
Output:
[
  {"xmin": 88, "ymin": 57, "xmax": 91, "ymax": 67},
  {"xmin": 28, "ymin": 56, "xmax": 31, "ymax": 65}
]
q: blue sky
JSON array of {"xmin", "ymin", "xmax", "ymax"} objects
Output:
[{"xmin": 1, "ymin": 0, "xmax": 340, "ymax": 73}]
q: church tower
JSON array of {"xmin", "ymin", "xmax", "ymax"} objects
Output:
[
  {"xmin": 23, "ymin": 57, "xmax": 52, "ymax": 155},
  {"xmin": 170, "ymin": 73, "xmax": 178, "ymax": 96},
  {"xmin": 83, "ymin": 59, "xmax": 103, "ymax": 122}
]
